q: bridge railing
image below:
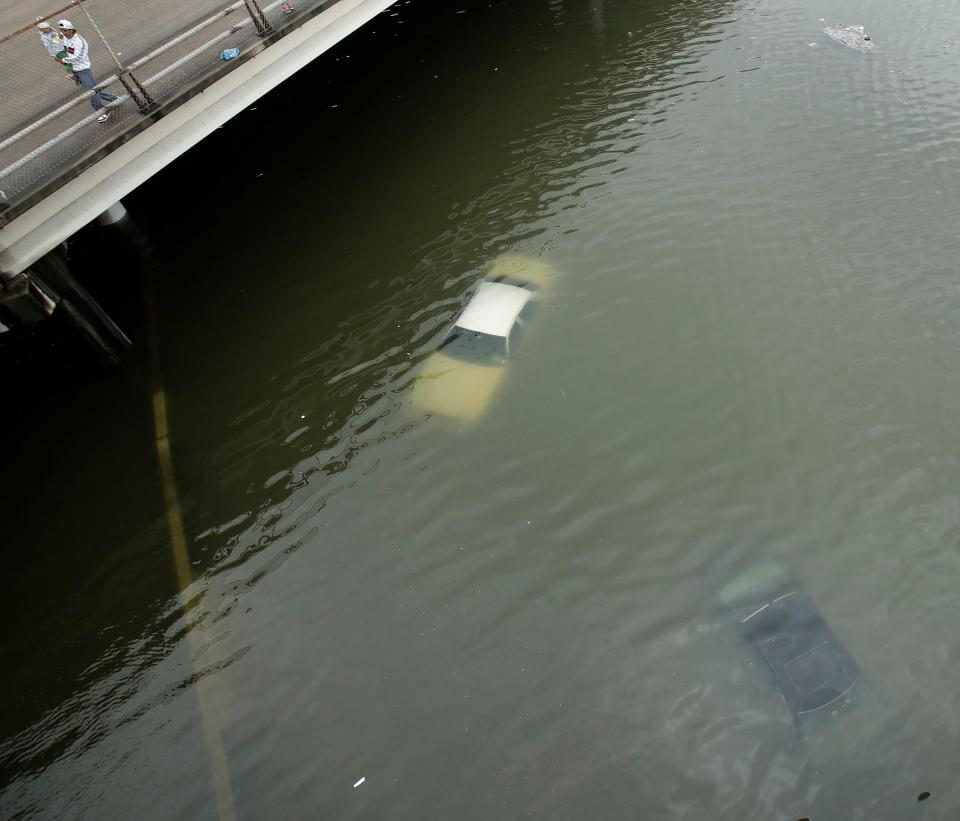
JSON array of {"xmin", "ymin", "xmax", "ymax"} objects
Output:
[{"xmin": 0, "ymin": 0, "xmax": 325, "ymax": 222}]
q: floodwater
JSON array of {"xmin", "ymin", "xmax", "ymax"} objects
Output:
[{"xmin": 4, "ymin": 0, "xmax": 960, "ymax": 818}]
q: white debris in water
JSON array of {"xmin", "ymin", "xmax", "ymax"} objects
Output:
[
  {"xmin": 353, "ymin": 776, "xmax": 366, "ymax": 788},
  {"xmin": 824, "ymin": 24, "xmax": 876, "ymax": 52}
]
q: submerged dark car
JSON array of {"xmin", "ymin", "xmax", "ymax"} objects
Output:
[{"xmin": 721, "ymin": 564, "xmax": 863, "ymax": 725}]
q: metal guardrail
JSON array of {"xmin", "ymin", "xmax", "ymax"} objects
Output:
[{"xmin": 0, "ymin": 0, "xmax": 320, "ymax": 218}]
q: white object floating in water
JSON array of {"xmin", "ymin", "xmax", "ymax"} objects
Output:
[
  {"xmin": 353, "ymin": 777, "xmax": 366, "ymax": 789},
  {"xmin": 824, "ymin": 24, "xmax": 876, "ymax": 51}
]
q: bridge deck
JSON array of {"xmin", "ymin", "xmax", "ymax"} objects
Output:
[
  {"xmin": 0, "ymin": 0, "xmax": 394, "ymax": 280},
  {"xmin": 0, "ymin": 0, "xmax": 362, "ymax": 225}
]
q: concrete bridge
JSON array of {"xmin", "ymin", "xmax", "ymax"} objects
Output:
[{"xmin": 0, "ymin": 0, "xmax": 394, "ymax": 350}]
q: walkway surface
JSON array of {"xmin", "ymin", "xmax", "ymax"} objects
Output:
[
  {"xmin": 0, "ymin": 1, "xmax": 58, "ymax": 38},
  {"xmin": 0, "ymin": 0, "xmax": 319, "ymax": 218}
]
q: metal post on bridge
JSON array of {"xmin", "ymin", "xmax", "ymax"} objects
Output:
[
  {"xmin": 118, "ymin": 69, "xmax": 157, "ymax": 114},
  {"xmin": 77, "ymin": 1, "xmax": 157, "ymax": 112},
  {"xmin": 241, "ymin": 0, "xmax": 273, "ymax": 35}
]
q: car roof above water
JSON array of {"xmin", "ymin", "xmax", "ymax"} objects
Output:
[{"xmin": 454, "ymin": 281, "xmax": 533, "ymax": 339}]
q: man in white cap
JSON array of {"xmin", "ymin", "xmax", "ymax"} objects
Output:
[
  {"xmin": 36, "ymin": 20, "xmax": 78, "ymax": 83},
  {"xmin": 56, "ymin": 19, "xmax": 119, "ymax": 123}
]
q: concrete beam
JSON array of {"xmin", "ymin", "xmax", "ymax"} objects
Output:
[{"xmin": 0, "ymin": 0, "xmax": 395, "ymax": 277}]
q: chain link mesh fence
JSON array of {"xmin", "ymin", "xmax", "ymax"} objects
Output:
[{"xmin": 0, "ymin": 0, "xmax": 327, "ymax": 216}]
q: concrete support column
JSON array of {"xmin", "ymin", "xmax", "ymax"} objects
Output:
[
  {"xmin": 96, "ymin": 200, "xmax": 128, "ymax": 226},
  {"xmin": 32, "ymin": 246, "xmax": 131, "ymax": 363}
]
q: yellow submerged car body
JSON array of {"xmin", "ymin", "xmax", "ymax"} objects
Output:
[{"xmin": 410, "ymin": 255, "xmax": 554, "ymax": 424}]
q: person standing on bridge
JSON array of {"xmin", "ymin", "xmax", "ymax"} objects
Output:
[
  {"xmin": 36, "ymin": 21, "xmax": 78, "ymax": 84},
  {"xmin": 56, "ymin": 20, "xmax": 119, "ymax": 123}
]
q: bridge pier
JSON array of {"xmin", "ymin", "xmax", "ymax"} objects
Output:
[
  {"xmin": 0, "ymin": 272, "xmax": 54, "ymax": 328},
  {"xmin": 2, "ymin": 216, "xmax": 135, "ymax": 363},
  {"xmin": 31, "ymin": 246, "xmax": 132, "ymax": 364},
  {"xmin": 96, "ymin": 200, "xmax": 128, "ymax": 227}
]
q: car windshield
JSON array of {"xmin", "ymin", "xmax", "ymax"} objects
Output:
[
  {"xmin": 438, "ymin": 328, "xmax": 507, "ymax": 365},
  {"xmin": 490, "ymin": 275, "xmax": 537, "ymax": 292}
]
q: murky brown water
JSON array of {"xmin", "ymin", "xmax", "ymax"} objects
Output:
[{"xmin": 4, "ymin": 0, "xmax": 960, "ymax": 818}]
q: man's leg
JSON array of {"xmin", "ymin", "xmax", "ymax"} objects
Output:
[
  {"xmin": 92, "ymin": 73, "xmax": 118, "ymax": 104},
  {"xmin": 75, "ymin": 69, "xmax": 102, "ymax": 110}
]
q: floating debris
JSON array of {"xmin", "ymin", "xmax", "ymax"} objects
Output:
[{"xmin": 824, "ymin": 24, "xmax": 876, "ymax": 52}]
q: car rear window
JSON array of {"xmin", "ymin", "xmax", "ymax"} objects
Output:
[{"xmin": 439, "ymin": 328, "xmax": 507, "ymax": 365}]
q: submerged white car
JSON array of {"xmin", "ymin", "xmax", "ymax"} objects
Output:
[{"xmin": 411, "ymin": 255, "xmax": 553, "ymax": 423}]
